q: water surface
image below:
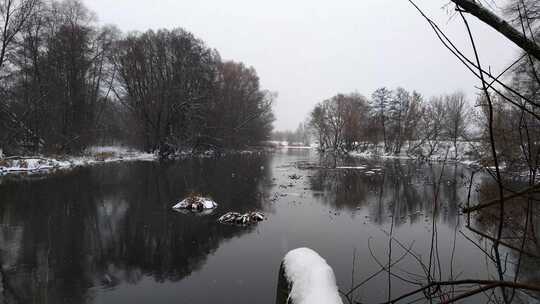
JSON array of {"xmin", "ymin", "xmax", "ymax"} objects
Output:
[{"xmin": 0, "ymin": 149, "xmax": 530, "ymax": 303}]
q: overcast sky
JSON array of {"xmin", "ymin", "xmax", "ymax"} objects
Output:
[{"xmin": 85, "ymin": 0, "xmax": 518, "ymax": 130}]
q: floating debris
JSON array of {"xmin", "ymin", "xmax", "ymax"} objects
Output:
[
  {"xmin": 296, "ymin": 162, "xmax": 325, "ymax": 170},
  {"xmin": 288, "ymin": 174, "xmax": 303, "ymax": 180},
  {"xmin": 335, "ymin": 166, "xmax": 366, "ymax": 170},
  {"xmin": 218, "ymin": 211, "xmax": 265, "ymax": 225},
  {"xmin": 172, "ymin": 195, "xmax": 218, "ymax": 212}
]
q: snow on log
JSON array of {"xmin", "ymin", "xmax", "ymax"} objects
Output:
[
  {"xmin": 172, "ymin": 196, "xmax": 218, "ymax": 212},
  {"xmin": 276, "ymin": 248, "xmax": 343, "ymax": 304},
  {"xmin": 217, "ymin": 211, "xmax": 265, "ymax": 226},
  {"xmin": 335, "ymin": 166, "xmax": 366, "ymax": 170}
]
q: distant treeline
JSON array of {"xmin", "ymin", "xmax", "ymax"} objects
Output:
[
  {"xmin": 0, "ymin": 0, "xmax": 275, "ymax": 156},
  {"xmin": 271, "ymin": 123, "xmax": 311, "ymax": 146},
  {"xmin": 307, "ymin": 75, "xmax": 540, "ymax": 166},
  {"xmin": 306, "ymin": 88, "xmax": 471, "ymax": 157}
]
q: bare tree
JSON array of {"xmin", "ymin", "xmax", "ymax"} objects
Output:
[
  {"xmin": 371, "ymin": 87, "xmax": 393, "ymax": 152},
  {"xmin": 388, "ymin": 87, "xmax": 409, "ymax": 153},
  {"xmin": 0, "ymin": 0, "xmax": 39, "ymax": 154},
  {"xmin": 419, "ymin": 96, "xmax": 445, "ymax": 158},
  {"xmin": 206, "ymin": 60, "xmax": 275, "ymax": 149},
  {"xmin": 342, "ymin": 93, "xmax": 369, "ymax": 151},
  {"xmin": 403, "ymin": 90, "xmax": 424, "ymax": 154},
  {"xmin": 0, "ymin": 0, "xmax": 37, "ymax": 71},
  {"xmin": 309, "ymin": 103, "xmax": 330, "ymax": 152},
  {"xmin": 443, "ymin": 92, "xmax": 470, "ymax": 160},
  {"xmin": 113, "ymin": 28, "xmax": 219, "ymax": 152},
  {"xmin": 387, "ymin": 87, "xmax": 424, "ymax": 154},
  {"xmin": 309, "ymin": 93, "xmax": 368, "ymax": 153}
]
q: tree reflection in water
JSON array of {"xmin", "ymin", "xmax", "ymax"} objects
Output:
[
  {"xmin": 307, "ymin": 158, "xmax": 469, "ymax": 228},
  {"xmin": 0, "ymin": 154, "xmax": 272, "ymax": 303}
]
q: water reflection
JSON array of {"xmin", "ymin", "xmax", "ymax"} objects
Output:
[
  {"xmin": 0, "ymin": 154, "xmax": 272, "ymax": 303},
  {"xmin": 308, "ymin": 158, "xmax": 472, "ymax": 228},
  {"xmin": 0, "ymin": 150, "xmax": 534, "ymax": 304},
  {"xmin": 471, "ymin": 177, "xmax": 540, "ymax": 301}
]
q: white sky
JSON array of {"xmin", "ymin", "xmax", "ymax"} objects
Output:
[{"xmin": 85, "ymin": 0, "xmax": 518, "ymax": 130}]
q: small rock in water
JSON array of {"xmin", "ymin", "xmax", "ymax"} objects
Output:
[{"xmin": 218, "ymin": 211, "xmax": 265, "ymax": 226}]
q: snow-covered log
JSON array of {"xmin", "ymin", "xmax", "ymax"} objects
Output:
[
  {"xmin": 217, "ymin": 211, "xmax": 264, "ymax": 225},
  {"xmin": 276, "ymin": 248, "xmax": 343, "ymax": 304},
  {"xmin": 172, "ymin": 196, "xmax": 218, "ymax": 211}
]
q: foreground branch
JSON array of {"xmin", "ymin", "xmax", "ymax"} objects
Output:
[
  {"xmin": 362, "ymin": 279, "xmax": 540, "ymax": 304},
  {"xmin": 450, "ymin": 0, "xmax": 540, "ymax": 60},
  {"xmin": 462, "ymin": 183, "xmax": 540, "ymax": 213}
]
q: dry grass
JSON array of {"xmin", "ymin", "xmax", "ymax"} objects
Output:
[
  {"xmin": 185, "ymin": 192, "xmax": 203, "ymax": 203},
  {"xmin": 17, "ymin": 160, "xmax": 28, "ymax": 168},
  {"xmin": 94, "ymin": 151, "xmax": 116, "ymax": 161}
]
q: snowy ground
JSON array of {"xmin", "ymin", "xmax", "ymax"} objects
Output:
[
  {"xmin": 0, "ymin": 146, "xmax": 156, "ymax": 176},
  {"xmin": 265, "ymin": 141, "xmax": 315, "ymax": 150},
  {"xmin": 349, "ymin": 140, "xmax": 482, "ymax": 167}
]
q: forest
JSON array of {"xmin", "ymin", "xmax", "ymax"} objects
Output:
[{"xmin": 0, "ymin": 0, "xmax": 275, "ymax": 156}]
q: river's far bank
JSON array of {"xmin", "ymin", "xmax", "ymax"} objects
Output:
[
  {"xmin": 346, "ymin": 140, "xmax": 482, "ymax": 166},
  {"xmin": 0, "ymin": 140, "xmax": 496, "ymax": 177}
]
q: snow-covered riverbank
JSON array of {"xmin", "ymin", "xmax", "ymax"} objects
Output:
[
  {"xmin": 348, "ymin": 141, "xmax": 482, "ymax": 167},
  {"xmin": 0, "ymin": 146, "xmax": 279, "ymax": 176},
  {"xmin": 0, "ymin": 141, "xmax": 484, "ymax": 177},
  {"xmin": 0, "ymin": 146, "xmax": 156, "ymax": 176}
]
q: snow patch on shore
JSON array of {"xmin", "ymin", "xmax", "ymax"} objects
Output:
[
  {"xmin": 349, "ymin": 141, "xmax": 481, "ymax": 166},
  {"xmin": 283, "ymin": 248, "xmax": 343, "ymax": 304},
  {"xmin": 335, "ymin": 166, "xmax": 366, "ymax": 170},
  {"xmin": 0, "ymin": 146, "xmax": 156, "ymax": 176}
]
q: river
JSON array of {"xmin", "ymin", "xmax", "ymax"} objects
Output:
[{"xmin": 0, "ymin": 149, "xmax": 535, "ymax": 303}]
